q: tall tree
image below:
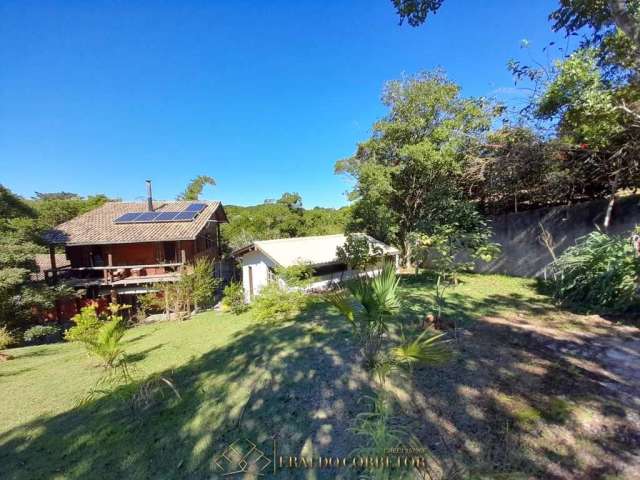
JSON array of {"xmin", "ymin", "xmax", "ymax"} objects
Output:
[
  {"xmin": 178, "ymin": 175, "xmax": 216, "ymax": 201},
  {"xmin": 336, "ymin": 71, "xmax": 496, "ymax": 264},
  {"xmin": 391, "ymin": 0, "xmax": 640, "ymax": 71},
  {"xmin": 551, "ymin": 0, "xmax": 640, "ymax": 73}
]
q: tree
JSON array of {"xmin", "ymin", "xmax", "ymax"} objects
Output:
[
  {"xmin": 276, "ymin": 192, "xmax": 303, "ymax": 211},
  {"xmin": 391, "ymin": 0, "xmax": 640, "ymax": 72},
  {"xmin": 185, "ymin": 258, "xmax": 219, "ymax": 310},
  {"xmin": 0, "ymin": 187, "xmax": 45, "ymax": 329},
  {"xmin": 336, "ymin": 71, "xmax": 496, "ymax": 264},
  {"xmin": 524, "ymin": 47, "xmax": 640, "ymax": 227},
  {"xmin": 0, "ymin": 186, "xmax": 95, "ymax": 330},
  {"xmin": 178, "ymin": 175, "xmax": 216, "ymax": 201},
  {"xmin": 551, "ymin": 0, "xmax": 640, "ymax": 73},
  {"xmin": 336, "ymin": 233, "xmax": 383, "ymax": 270},
  {"xmin": 30, "ymin": 193, "xmax": 110, "ymax": 229},
  {"xmin": 220, "ymin": 194, "xmax": 348, "ymax": 251},
  {"xmin": 0, "ymin": 185, "xmax": 36, "ymax": 219},
  {"xmin": 166, "ymin": 258, "xmax": 220, "ymax": 317},
  {"xmin": 391, "ymin": 0, "xmax": 444, "ymax": 26}
]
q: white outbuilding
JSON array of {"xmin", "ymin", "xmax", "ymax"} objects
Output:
[{"xmin": 232, "ymin": 233, "xmax": 400, "ymax": 302}]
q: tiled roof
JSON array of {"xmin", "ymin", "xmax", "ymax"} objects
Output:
[
  {"xmin": 43, "ymin": 201, "xmax": 227, "ymax": 245},
  {"xmin": 31, "ymin": 253, "xmax": 70, "ymax": 281},
  {"xmin": 233, "ymin": 233, "xmax": 400, "ymax": 267}
]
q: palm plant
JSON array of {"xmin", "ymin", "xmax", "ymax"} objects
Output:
[
  {"xmin": 326, "ymin": 262, "xmax": 400, "ymax": 369},
  {"xmin": 327, "ymin": 261, "xmax": 452, "ymax": 373},
  {"xmin": 88, "ymin": 317, "xmax": 127, "ymax": 368}
]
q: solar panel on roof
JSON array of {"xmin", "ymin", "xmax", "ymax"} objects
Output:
[
  {"xmin": 114, "ymin": 207, "xmax": 201, "ymax": 224},
  {"xmin": 155, "ymin": 211, "xmax": 180, "ymax": 222},
  {"xmin": 174, "ymin": 211, "xmax": 198, "ymax": 221},
  {"xmin": 114, "ymin": 212, "xmax": 142, "ymax": 223},
  {"xmin": 135, "ymin": 212, "xmax": 161, "ymax": 222},
  {"xmin": 184, "ymin": 203, "xmax": 207, "ymax": 213},
  {"xmin": 184, "ymin": 203, "xmax": 206, "ymax": 212}
]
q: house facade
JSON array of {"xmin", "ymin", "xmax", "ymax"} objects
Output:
[
  {"xmin": 42, "ymin": 198, "xmax": 228, "ymax": 307},
  {"xmin": 232, "ymin": 233, "xmax": 400, "ymax": 302}
]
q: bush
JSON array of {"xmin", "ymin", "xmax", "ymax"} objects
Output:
[
  {"xmin": 88, "ymin": 316, "xmax": 127, "ymax": 368},
  {"xmin": 251, "ymin": 282, "xmax": 307, "ymax": 323},
  {"xmin": 65, "ymin": 304, "xmax": 102, "ymax": 344},
  {"xmin": 222, "ymin": 282, "xmax": 248, "ymax": 314},
  {"xmin": 274, "ymin": 261, "xmax": 314, "ymax": 288},
  {"xmin": 65, "ymin": 303, "xmax": 130, "ymax": 367},
  {"xmin": 188, "ymin": 258, "xmax": 220, "ymax": 309},
  {"xmin": 0, "ymin": 326, "xmax": 15, "ymax": 350},
  {"xmin": 23, "ymin": 324, "xmax": 62, "ymax": 345},
  {"xmin": 162, "ymin": 259, "xmax": 221, "ymax": 318},
  {"xmin": 550, "ymin": 230, "xmax": 640, "ymax": 311},
  {"xmin": 137, "ymin": 292, "xmax": 162, "ymax": 321}
]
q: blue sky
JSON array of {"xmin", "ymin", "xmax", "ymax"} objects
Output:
[{"xmin": 0, "ymin": 0, "xmax": 566, "ymax": 208}]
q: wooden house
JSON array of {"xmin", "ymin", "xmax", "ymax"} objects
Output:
[{"xmin": 42, "ymin": 192, "xmax": 228, "ymax": 308}]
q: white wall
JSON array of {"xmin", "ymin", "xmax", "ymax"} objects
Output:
[
  {"xmin": 239, "ymin": 252, "xmax": 400, "ymax": 303},
  {"xmin": 239, "ymin": 250, "xmax": 277, "ymax": 303}
]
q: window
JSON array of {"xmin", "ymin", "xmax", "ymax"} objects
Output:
[
  {"xmin": 267, "ymin": 267, "xmax": 276, "ymax": 282},
  {"xmin": 313, "ymin": 263, "xmax": 347, "ymax": 277}
]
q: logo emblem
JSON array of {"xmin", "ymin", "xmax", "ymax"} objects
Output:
[{"xmin": 213, "ymin": 439, "xmax": 272, "ymax": 476}]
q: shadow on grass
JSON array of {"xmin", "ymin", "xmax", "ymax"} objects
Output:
[
  {"xmin": 394, "ymin": 273, "xmax": 640, "ymax": 478},
  {"xmin": 398, "ymin": 273, "xmax": 557, "ymax": 328},
  {"xmin": 1, "ymin": 279, "xmax": 638, "ymax": 480},
  {"xmin": 125, "ymin": 344, "xmax": 165, "ymax": 363},
  {"xmin": 0, "ymin": 303, "xmax": 373, "ymax": 479}
]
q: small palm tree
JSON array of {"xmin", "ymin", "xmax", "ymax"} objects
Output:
[
  {"xmin": 326, "ymin": 262, "xmax": 399, "ymax": 369},
  {"xmin": 326, "ymin": 262, "xmax": 452, "ymax": 373}
]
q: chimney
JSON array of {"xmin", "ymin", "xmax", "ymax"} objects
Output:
[{"xmin": 146, "ymin": 180, "xmax": 153, "ymax": 211}]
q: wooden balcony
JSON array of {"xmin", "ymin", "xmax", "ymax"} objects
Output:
[{"xmin": 45, "ymin": 262, "xmax": 184, "ymax": 287}]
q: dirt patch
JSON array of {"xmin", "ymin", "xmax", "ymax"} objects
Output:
[{"xmin": 390, "ymin": 313, "xmax": 640, "ymax": 479}]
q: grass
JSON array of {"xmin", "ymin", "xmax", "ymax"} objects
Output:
[
  {"xmin": 0, "ymin": 273, "xmax": 638, "ymax": 479},
  {"xmin": 0, "ymin": 311, "xmax": 254, "ymax": 433}
]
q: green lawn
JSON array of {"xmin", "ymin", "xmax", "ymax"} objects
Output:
[{"xmin": 0, "ymin": 274, "xmax": 637, "ymax": 479}]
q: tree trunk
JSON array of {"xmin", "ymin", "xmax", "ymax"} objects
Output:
[
  {"xmin": 609, "ymin": 0, "xmax": 640, "ymax": 68},
  {"xmin": 604, "ymin": 171, "xmax": 620, "ymax": 230},
  {"xmin": 402, "ymin": 239, "xmax": 413, "ymax": 270}
]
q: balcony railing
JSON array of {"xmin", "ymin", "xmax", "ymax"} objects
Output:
[{"xmin": 45, "ymin": 262, "xmax": 184, "ymax": 287}]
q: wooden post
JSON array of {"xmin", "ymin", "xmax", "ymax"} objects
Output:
[
  {"xmin": 107, "ymin": 251, "xmax": 113, "ymax": 283},
  {"xmin": 49, "ymin": 245, "xmax": 58, "ymax": 284},
  {"xmin": 216, "ymin": 222, "xmax": 221, "ymax": 254}
]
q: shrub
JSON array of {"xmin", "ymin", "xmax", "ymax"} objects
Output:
[
  {"xmin": 550, "ymin": 230, "xmax": 640, "ymax": 311},
  {"xmin": 336, "ymin": 233, "xmax": 383, "ymax": 270},
  {"xmin": 88, "ymin": 316, "xmax": 127, "ymax": 368},
  {"xmin": 0, "ymin": 326, "xmax": 15, "ymax": 350},
  {"xmin": 23, "ymin": 324, "xmax": 62, "ymax": 345},
  {"xmin": 222, "ymin": 282, "xmax": 248, "ymax": 314},
  {"xmin": 274, "ymin": 261, "xmax": 314, "ymax": 288},
  {"xmin": 326, "ymin": 262, "xmax": 400, "ymax": 368},
  {"xmin": 327, "ymin": 261, "xmax": 452, "ymax": 372},
  {"xmin": 65, "ymin": 303, "xmax": 130, "ymax": 367},
  {"xmin": 65, "ymin": 303, "xmax": 103, "ymax": 344},
  {"xmin": 162, "ymin": 259, "xmax": 221, "ymax": 318},
  {"xmin": 187, "ymin": 258, "xmax": 220, "ymax": 309},
  {"xmin": 137, "ymin": 292, "xmax": 162, "ymax": 321},
  {"xmin": 251, "ymin": 282, "xmax": 307, "ymax": 323}
]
